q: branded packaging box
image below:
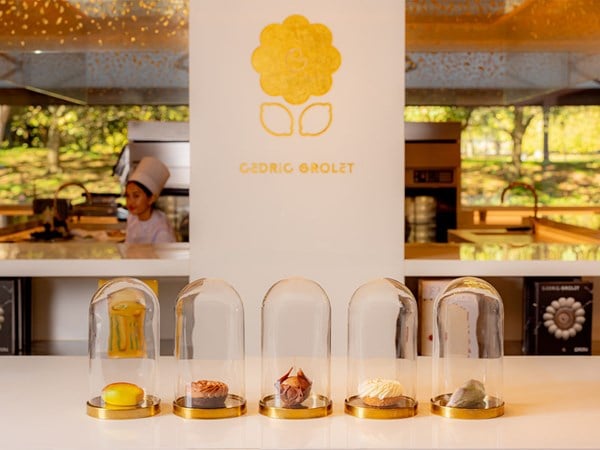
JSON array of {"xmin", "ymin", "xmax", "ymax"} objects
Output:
[
  {"xmin": 0, "ymin": 278, "xmax": 31, "ymax": 355},
  {"xmin": 417, "ymin": 278, "xmax": 453, "ymax": 356},
  {"xmin": 523, "ymin": 278, "xmax": 593, "ymax": 355}
]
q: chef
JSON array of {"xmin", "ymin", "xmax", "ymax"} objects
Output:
[{"xmin": 124, "ymin": 156, "xmax": 176, "ymax": 244}]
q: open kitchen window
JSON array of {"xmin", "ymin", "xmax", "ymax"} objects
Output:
[{"xmin": 1, "ymin": 0, "xmax": 599, "ymax": 238}]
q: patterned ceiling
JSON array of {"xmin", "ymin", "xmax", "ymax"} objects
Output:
[{"xmin": 0, "ymin": 0, "xmax": 598, "ymax": 105}]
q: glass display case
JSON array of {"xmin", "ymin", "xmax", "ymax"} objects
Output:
[
  {"xmin": 430, "ymin": 277, "xmax": 505, "ymax": 419},
  {"xmin": 345, "ymin": 278, "xmax": 418, "ymax": 419},
  {"xmin": 87, "ymin": 277, "xmax": 160, "ymax": 419},
  {"xmin": 172, "ymin": 278, "xmax": 246, "ymax": 419},
  {"xmin": 259, "ymin": 277, "xmax": 332, "ymax": 419}
]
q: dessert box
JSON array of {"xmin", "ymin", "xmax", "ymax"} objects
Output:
[
  {"xmin": 417, "ymin": 278, "xmax": 452, "ymax": 356},
  {"xmin": 0, "ymin": 278, "xmax": 31, "ymax": 355},
  {"xmin": 523, "ymin": 278, "xmax": 593, "ymax": 355}
]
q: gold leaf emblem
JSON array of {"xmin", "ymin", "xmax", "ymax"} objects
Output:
[{"xmin": 259, "ymin": 102, "xmax": 294, "ymax": 137}]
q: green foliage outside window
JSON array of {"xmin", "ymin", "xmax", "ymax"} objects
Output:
[
  {"xmin": 406, "ymin": 105, "xmax": 600, "ymax": 207},
  {"xmin": 0, "ymin": 104, "xmax": 598, "ymax": 207},
  {"xmin": 0, "ymin": 105, "xmax": 188, "ymax": 203}
]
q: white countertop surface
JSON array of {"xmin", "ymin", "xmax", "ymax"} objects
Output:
[
  {"xmin": 1, "ymin": 355, "xmax": 599, "ymax": 449},
  {"xmin": 0, "ymin": 242, "xmax": 190, "ymax": 276},
  {"xmin": 0, "ymin": 242, "xmax": 598, "ymax": 278}
]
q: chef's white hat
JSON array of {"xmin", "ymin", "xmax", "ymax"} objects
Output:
[{"xmin": 128, "ymin": 156, "xmax": 170, "ymax": 197}]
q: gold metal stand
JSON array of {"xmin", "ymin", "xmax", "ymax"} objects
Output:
[
  {"xmin": 173, "ymin": 394, "xmax": 246, "ymax": 419},
  {"xmin": 86, "ymin": 395, "xmax": 161, "ymax": 419},
  {"xmin": 344, "ymin": 395, "xmax": 418, "ymax": 419},
  {"xmin": 430, "ymin": 394, "xmax": 504, "ymax": 419},
  {"xmin": 259, "ymin": 394, "xmax": 332, "ymax": 419}
]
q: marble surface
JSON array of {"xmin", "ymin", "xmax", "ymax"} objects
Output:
[
  {"xmin": 0, "ymin": 242, "xmax": 190, "ymax": 276},
  {"xmin": 449, "ymin": 218, "xmax": 600, "ymax": 246},
  {"xmin": 404, "ymin": 242, "xmax": 600, "ymax": 276},
  {"xmin": 0, "ymin": 241, "xmax": 598, "ymax": 277},
  {"xmin": 1, "ymin": 355, "xmax": 599, "ymax": 449}
]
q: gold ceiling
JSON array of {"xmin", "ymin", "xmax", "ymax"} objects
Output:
[
  {"xmin": 0, "ymin": 0, "xmax": 597, "ymax": 52},
  {"xmin": 0, "ymin": 0, "xmax": 598, "ymax": 105},
  {"xmin": 0, "ymin": 0, "xmax": 188, "ymax": 51},
  {"xmin": 406, "ymin": 0, "xmax": 600, "ymax": 52}
]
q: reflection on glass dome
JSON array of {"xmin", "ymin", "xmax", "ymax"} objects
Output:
[
  {"xmin": 345, "ymin": 278, "xmax": 418, "ymax": 419},
  {"xmin": 87, "ymin": 277, "xmax": 160, "ymax": 419},
  {"xmin": 430, "ymin": 276, "xmax": 505, "ymax": 419},
  {"xmin": 259, "ymin": 277, "xmax": 332, "ymax": 419},
  {"xmin": 172, "ymin": 278, "xmax": 246, "ymax": 419}
]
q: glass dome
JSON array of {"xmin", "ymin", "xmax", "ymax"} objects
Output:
[
  {"xmin": 259, "ymin": 277, "xmax": 332, "ymax": 419},
  {"xmin": 430, "ymin": 277, "xmax": 505, "ymax": 419},
  {"xmin": 172, "ymin": 278, "xmax": 246, "ymax": 419},
  {"xmin": 87, "ymin": 277, "xmax": 160, "ymax": 419},
  {"xmin": 345, "ymin": 278, "xmax": 418, "ymax": 419}
]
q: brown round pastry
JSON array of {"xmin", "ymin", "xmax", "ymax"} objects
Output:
[{"xmin": 186, "ymin": 380, "xmax": 229, "ymax": 408}]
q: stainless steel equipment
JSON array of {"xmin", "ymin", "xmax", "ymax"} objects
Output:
[
  {"xmin": 115, "ymin": 121, "xmax": 190, "ymax": 193},
  {"xmin": 405, "ymin": 122, "xmax": 461, "ymax": 243}
]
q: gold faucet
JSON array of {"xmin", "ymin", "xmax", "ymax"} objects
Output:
[
  {"xmin": 500, "ymin": 181, "xmax": 538, "ymax": 220},
  {"xmin": 53, "ymin": 182, "xmax": 92, "ymax": 231}
]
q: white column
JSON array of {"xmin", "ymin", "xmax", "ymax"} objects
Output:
[{"xmin": 189, "ymin": 0, "xmax": 406, "ymax": 355}]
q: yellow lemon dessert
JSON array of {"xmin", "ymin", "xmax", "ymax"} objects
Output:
[
  {"xmin": 358, "ymin": 378, "xmax": 404, "ymax": 407},
  {"xmin": 102, "ymin": 382, "xmax": 144, "ymax": 407}
]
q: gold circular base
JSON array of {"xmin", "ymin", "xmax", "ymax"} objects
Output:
[
  {"xmin": 259, "ymin": 394, "xmax": 332, "ymax": 419},
  {"xmin": 430, "ymin": 394, "xmax": 504, "ymax": 419},
  {"xmin": 173, "ymin": 394, "xmax": 247, "ymax": 419},
  {"xmin": 87, "ymin": 395, "xmax": 161, "ymax": 419},
  {"xmin": 344, "ymin": 395, "xmax": 418, "ymax": 419}
]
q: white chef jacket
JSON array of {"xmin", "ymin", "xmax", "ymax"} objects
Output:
[{"xmin": 125, "ymin": 209, "xmax": 176, "ymax": 244}]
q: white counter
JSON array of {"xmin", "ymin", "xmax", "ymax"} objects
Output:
[
  {"xmin": 1, "ymin": 355, "xmax": 599, "ymax": 449},
  {"xmin": 404, "ymin": 243, "xmax": 600, "ymax": 276},
  {"xmin": 0, "ymin": 242, "xmax": 190, "ymax": 277},
  {"xmin": 0, "ymin": 242, "xmax": 598, "ymax": 278}
]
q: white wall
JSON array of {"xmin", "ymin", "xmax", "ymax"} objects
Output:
[{"xmin": 189, "ymin": 0, "xmax": 406, "ymax": 357}]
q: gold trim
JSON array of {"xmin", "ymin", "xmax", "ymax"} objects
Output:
[
  {"xmin": 86, "ymin": 395, "xmax": 161, "ymax": 420},
  {"xmin": 259, "ymin": 394, "xmax": 332, "ymax": 419},
  {"xmin": 430, "ymin": 394, "xmax": 504, "ymax": 419},
  {"xmin": 172, "ymin": 394, "xmax": 247, "ymax": 419},
  {"xmin": 344, "ymin": 395, "xmax": 418, "ymax": 419}
]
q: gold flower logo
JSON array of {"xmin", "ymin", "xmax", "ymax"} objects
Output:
[{"xmin": 251, "ymin": 15, "xmax": 341, "ymax": 136}]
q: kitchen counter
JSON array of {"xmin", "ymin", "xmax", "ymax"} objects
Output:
[
  {"xmin": 1, "ymin": 355, "xmax": 599, "ymax": 449},
  {"xmin": 0, "ymin": 241, "xmax": 598, "ymax": 278},
  {"xmin": 404, "ymin": 242, "xmax": 599, "ymax": 276},
  {"xmin": 0, "ymin": 242, "xmax": 190, "ymax": 277},
  {"xmin": 449, "ymin": 218, "xmax": 600, "ymax": 246}
]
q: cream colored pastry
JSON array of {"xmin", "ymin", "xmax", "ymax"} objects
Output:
[{"xmin": 358, "ymin": 378, "xmax": 404, "ymax": 407}]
